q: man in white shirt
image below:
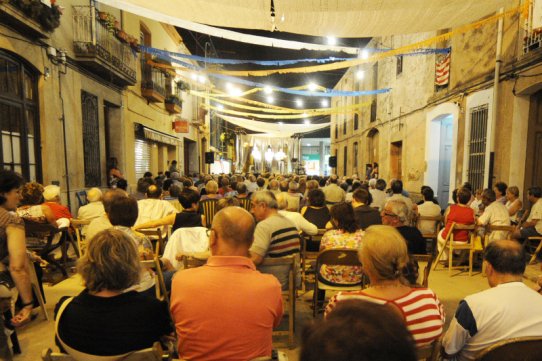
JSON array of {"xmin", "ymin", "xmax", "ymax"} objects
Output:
[
  {"xmin": 417, "ymin": 187, "xmax": 442, "ymax": 235},
  {"xmin": 477, "ymin": 189, "xmax": 510, "ymax": 243},
  {"xmin": 135, "ymin": 185, "xmax": 176, "ymax": 237},
  {"xmin": 77, "ymin": 188, "xmax": 105, "ymax": 235},
  {"xmin": 369, "ymin": 179, "xmax": 388, "ymax": 211},
  {"xmin": 276, "ymin": 193, "xmax": 318, "ymax": 236},
  {"xmin": 323, "ymin": 175, "xmax": 345, "ymax": 204},
  {"xmin": 513, "ymin": 186, "xmax": 542, "ymax": 240},
  {"xmin": 442, "ymin": 240, "xmax": 542, "ymax": 361}
]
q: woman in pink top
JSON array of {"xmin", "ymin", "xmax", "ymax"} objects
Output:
[
  {"xmin": 325, "ymin": 225, "xmax": 445, "ymax": 347},
  {"xmin": 437, "ymin": 188, "xmax": 475, "ymax": 260}
]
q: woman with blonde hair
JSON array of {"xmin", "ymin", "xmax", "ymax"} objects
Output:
[
  {"xmin": 325, "ymin": 225, "xmax": 444, "ymax": 347},
  {"xmin": 505, "ymin": 186, "xmax": 523, "ymax": 224},
  {"xmin": 54, "ymin": 229, "xmax": 172, "ymax": 357}
]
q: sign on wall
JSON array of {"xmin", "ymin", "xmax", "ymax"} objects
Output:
[{"xmin": 172, "ymin": 118, "xmax": 189, "ymax": 133}]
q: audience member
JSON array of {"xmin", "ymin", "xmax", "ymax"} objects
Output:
[
  {"xmin": 249, "ymin": 191, "xmax": 301, "ymax": 289},
  {"xmin": 493, "ymin": 181, "xmax": 508, "ymax": 205},
  {"xmin": 170, "ymin": 207, "xmax": 282, "ymax": 360},
  {"xmin": 322, "ymin": 175, "xmax": 346, "ymax": 204},
  {"xmin": 134, "ymin": 185, "xmax": 176, "ymax": 237},
  {"xmin": 134, "ymin": 176, "xmax": 154, "ymax": 200},
  {"xmin": 164, "ymin": 184, "xmax": 183, "ymax": 212},
  {"xmin": 77, "ymin": 188, "xmax": 105, "ymax": 223},
  {"xmin": 352, "ymin": 188, "xmax": 381, "ymax": 230},
  {"xmin": 268, "ymin": 179, "xmax": 280, "ymax": 195},
  {"xmin": 301, "ymin": 300, "xmax": 417, "ymax": 361},
  {"xmin": 55, "ymin": 229, "xmax": 172, "ymax": 358},
  {"xmin": 216, "ymin": 197, "xmax": 240, "ymax": 212},
  {"xmin": 438, "ymin": 188, "xmax": 475, "ymax": 260},
  {"xmin": 301, "ymin": 189, "xmax": 331, "ymax": 229},
  {"xmin": 245, "ymin": 175, "xmax": 258, "ymax": 193},
  {"xmin": 256, "ymin": 177, "xmax": 266, "ymax": 191},
  {"xmin": 505, "ymin": 185, "xmax": 522, "ymax": 225},
  {"xmin": 43, "ymin": 185, "xmax": 73, "ymax": 222},
  {"xmin": 382, "ymin": 200, "xmax": 426, "ymax": 255},
  {"xmin": 283, "ymin": 181, "xmax": 303, "ymax": 211},
  {"xmin": 417, "ymin": 187, "xmax": 442, "ymax": 235},
  {"xmin": 476, "ymin": 189, "xmax": 511, "ymax": 243},
  {"xmin": 199, "ymin": 180, "xmax": 222, "ymax": 201},
  {"xmin": 369, "ymin": 178, "xmax": 387, "ymax": 211},
  {"xmin": 469, "ymin": 188, "xmax": 483, "ymax": 216},
  {"xmin": 276, "ymin": 193, "xmax": 317, "ymax": 235},
  {"xmin": 17, "ymin": 182, "xmax": 56, "ymax": 226},
  {"xmin": 442, "ymin": 240, "xmax": 542, "ymax": 361},
  {"xmin": 325, "ymin": 225, "xmax": 444, "ymax": 347},
  {"xmin": 513, "ymin": 186, "xmax": 542, "ymax": 241},
  {"xmin": 217, "ymin": 177, "xmax": 232, "ymax": 197},
  {"xmin": 385, "ymin": 179, "xmax": 415, "ymax": 221},
  {"xmin": 85, "ymin": 189, "xmax": 125, "ymax": 241}
]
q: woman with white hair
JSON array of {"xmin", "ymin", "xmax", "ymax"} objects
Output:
[
  {"xmin": 77, "ymin": 188, "xmax": 105, "ymax": 223},
  {"xmin": 325, "ymin": 225, "xmax": 444, "ymax": 347}
]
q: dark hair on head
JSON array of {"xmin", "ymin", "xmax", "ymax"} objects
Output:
[
  {"xmin": 457, "ymin": 187, "xmax": 472, "ymax": 205},
  {"xmin": 136, "ymin": 177, "xmax": 154, "ymax": 194},
  {"xmin": 482, "ymin": 188, "xmax": 496, "ymax": 203},
  {"xmin": 351, "ymin": 182, "xmax": 362, "ymax": 192},
  {"xmin": 279, "ymin": 180, "xmax": 289, "ymax": 192},
  {"xmin": 373, "ymin": 162, "xmax": 379, "ymax": 168},
  {"xmin": 300, "ymin": 300, "xmax": 417, "ymax": 361},
  {"xmin": 0, "ymin": 170, "xmax": 25, "ymax": 205},
  {"xmin": 256, "ymin": 178, "xmax": 265, "ymax": 187},
  {"xmin": 462, "ymin": 182, "xmax": 473, "ymax": 192},
  {"xmin": 169, "ymin": 184, "xmax": 182, "ymax": 197},
  {"xmin": 484, "ymin": 240, "xmax": 526, "ymax": 275},
  {"xmin": 529, "ymin": 186, "xmax": 542, "ymax": 198},
  {"xmin": 493, "ymin": 182, "xmax": 507, "ymax": 197},
  {"xmin": 353, "ymin": 188, "xmax": 370, "ymax": 204},
  {"xmin": 236, "ymin": 183, "xmax": 247, "ymax": 194},
  {"xmin": 391, "ymin": 180, "xmax": 403, "ymax": 194},
  {"xmin": 183, "ymin": 178, "xmax": 193, "ymax": 188},
  {"xmin": 143, "ymin": 171, "xmax": 152, "ymax": 178},
  {"xmin": 452, "ymin": 188, "xmax": 458, "ymax": 204},
  {"xmin": 20, "ymin": 182, "xmax": 44, "ymax": 206},
  {"xmin": 179, "ymin": 189, "xmax": 200, "ymax": 209},
  {"xmin": 307, "ymin": 189, "xmax": 326, "ymax": 207},
  {"xmin": 116, "ymin": 179, "xmax": 127, "ymax": 190},
  {"xmin": 78, "ymin": 229, "xmax": 140, "ymax": 292},
  {"xmin": 220, "ymin": 177, "xmax": 230, "ymax": 187},
  {"xmin": 330, "ymin": 202, "xmax": 358, "ymax": 233},
  {"xmin": 162, "ymin": 178, "xmax": 173, "ymax": 192},
  {"xmin": 146, "ymin": 184, "xmax": 162, "ymax": 199},
  {"xmin": 329, "ymin": 175, "xmax": 338, "ymax": 184},
  {"xmin": 340, "ymin": 182, "xmax": 348, "ymax": 192},
  {"xmin": 346, "ymin": 178, "xmax": 353, "ymax": 186},
  {"xmin": 164, "ymin": 171, "xmax": 171, "ymax": 178},
  {"xmin": 422, "ymin": 187, "xmax": 434, "ymax": 201},
  {"xmin": 318, "ymin": 178, "xmax": 327, "ymax": 187},
  {"xmin": 376, "ymin": 178, "xmax": 386, "ymax": 191},
  {"xmin": 108, "ymin": 196, "xmax": 138, "ymax": 227},
  {"xmin": 216, "ymin": 197, "xmax": 240, "ymax": 212}
]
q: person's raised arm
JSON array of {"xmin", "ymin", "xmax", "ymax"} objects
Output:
[
  {"xmin": 134, "ymin": 213, "xmax": 176, "ymax": 230},
  {"xmin": 7, "ymin": 225, "xmax": 33, "ymax": 326}
]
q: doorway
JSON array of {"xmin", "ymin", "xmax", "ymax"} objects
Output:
[
  {"xmin": 525, "ymin": 90, "xmax": 542, "ymax": 201},
  {"xmin": 390, "ymin": 141, "xmax": 403, "ymax": 180},
  {"xmin": 184, "ymin": 138, "xmax": 198, "ymax": 176},
  {"xmin": 437, "ymin": 116, "xmax": 453, "ymax": 205}
]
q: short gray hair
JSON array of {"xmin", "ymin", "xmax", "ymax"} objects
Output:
[
  {"xmin": 288, "ymin": 181, "xmax": 299, "ymax": 192},
  {"xmin": 87, "ymin": 187, "xmax": 102, "ymax": 202},
  {"xmin": 387, "ymin": 200, "xmax": 409, "ymax": 224},
  {"xmin": 275, "ymin": 192, "xmax": 288, "ymax": 210},
  {"xmin": 251, "ymin": 190, "xmax": 278, "ymax": 209}
]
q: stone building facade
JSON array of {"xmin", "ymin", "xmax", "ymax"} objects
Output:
[
  {"xmin": 331, "ymin": 0, "xmax": 542, "ymax": 205},
  {"xmin": 0, "ymin": 0, "xmax": 206, "ymax": 211}
]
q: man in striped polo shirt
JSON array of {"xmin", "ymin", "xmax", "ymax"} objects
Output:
[{"xmin": 250, "ymin": 190, "xmax": 301, "ymax": 290}]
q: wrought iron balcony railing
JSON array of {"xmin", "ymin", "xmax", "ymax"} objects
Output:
[
  {"xmin": 141, "ymin": 64, "xmax": 167, "ymax": 102},
  {"xmin": 523, "ymin": 0, "xmax": 542, "ymax": 55},
  {"xmin": 72, "ymin": 6, "xmax": 137, "ymax": 86}
]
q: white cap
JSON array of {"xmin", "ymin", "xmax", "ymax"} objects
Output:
[{"xmin": 43, "ymin": 185, "xmax": 61, "ymax": 201}]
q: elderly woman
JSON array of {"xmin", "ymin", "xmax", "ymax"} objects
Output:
[
  {"xmin": 16, "ymin": 182, "xmax": 56, "ymax": 226},
  {"xmin": 0, "ymin": 170, "xmax": 34, "ymax": 360},
  {"xmin": 301, "ymin": 189, "xmax": 331, "ymax": 229},
  {"xmin": 505, "ymin": 186, "xmax": 523, "ymax": 225},
  {"xmin": 54, "ymin": 229, "xmax": 173, "ymax": 357},
  {"xmin": 199, "ymin": 180, "xmax": 222, "ymax": 202},
  {"xmin": 325, "ymin": 225, "xmax": 444, "ymax": 347}
]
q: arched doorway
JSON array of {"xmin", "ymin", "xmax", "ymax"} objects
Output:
[
  {"xmin": 425, "ymin": 103, "xmax": 459, "ymax": 206},
  {"xmin": 0, "ymin": 50, "xmax": 41, "ymax": 181}
]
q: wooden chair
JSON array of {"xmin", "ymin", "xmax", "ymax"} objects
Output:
[
  {"xmin": 138, "ymin": 228, "xmax": 164, "ymax": 256},
  {"xmin": 177, "ymin": 252, "xmax": 209, "ymax": 269},
  {"xmin": 75, "ymin": 190, "xmax": 87, "ymax": 208},
  {"xmin": 433, "ymin": 223, "xmax": 479, "ymax": 276},
  {"xmin": 199, "ymin": 198, "xmax": 219, "ymax": 228},
  {"xmin": 474, "ymin": 336, "xmax": 542, "ymax": 361},
  {"xmin": 261, "ymin": 256, "xmax": 296, "ymax": 348},
  {"xmin": 410, "ymin": 254, "xmax": 433, "ymax": 288},
  {"xmin": 140, "ymin": 257, "xmax": 169, "ymax": 306},
  {"xmin": 42, "ymin": 341, "xmax": 165, "ymax": 361},
  {"xmin": 24, "ymin": 221, "xmax": 68, "ymax": 277},
  {"xmin": 312, "ymin": 249, "xmax": 363, "ymax": 317},
  {"xmin": 300, "ymin": 229, "xmax": 326, "ymax": 292},
  {"xmin": 236, "ymin": 197, "xmax": 252, "ymax": 212},
  {"xmin": 69, "ymin": 219, "xmax": 90, "ymax": 257},
  {"xmin": 416, "ymin": 336, "xmax": 442, "ymax": 361},
  {"xmin": 27, "ymin": 253, "xmax": 48, "ymax": 321},
  {"xmin": 415, "ymin": 215, "xmax": 443, "ymax": 254},
  {"xmin": 526, "ymin": 236, "xmax": 542, "ymax": 265}
]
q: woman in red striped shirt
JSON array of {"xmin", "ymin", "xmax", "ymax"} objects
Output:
[{"xmin": 325, "ymin": 225, "xmax": 445, "ymax": 347}]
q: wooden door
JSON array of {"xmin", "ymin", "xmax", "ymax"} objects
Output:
[
  {"xmin": 525, "ymin": 90, "xmax": 542, "ymax": 203},
  {"xmin": 390, "ymin": 141, "xmax": 403, "ymax": 180}
]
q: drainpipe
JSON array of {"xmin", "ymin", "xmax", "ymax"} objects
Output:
[{"xmin": 488, "ymin": 8, "xmax": 504, "ymax": 188}]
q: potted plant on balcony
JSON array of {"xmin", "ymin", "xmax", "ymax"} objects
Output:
[
  {"xmin": 165, "ymin": 94, "xmax": 182, "ymax": 114},
  {"xmin": 176, "ymin": 80, "xmax": 190, "ymax": 92}
]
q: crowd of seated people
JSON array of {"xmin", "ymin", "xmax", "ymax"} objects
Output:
[{"xmin": 3, "ymin": 166, "xmax": 542, "ymax": 360}]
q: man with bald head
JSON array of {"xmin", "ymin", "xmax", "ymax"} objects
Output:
[
  {"xmin": 442, "ymin": 240, "xmax": 542, "ymax": 361},
  {"xmin": 135, "ymin": 184, "xmax": 176, "ymax": 237},
  {"xmin": 170, "ymin": 207, "xmax": 283, "ymax": 361},
  {"xmin": 85, "ymin": 188, "xmax": 126, "ymax": 240}
]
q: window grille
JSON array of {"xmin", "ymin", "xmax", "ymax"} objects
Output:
[
  {"xmin": 467, "ymin": 105, "xmax": 488, "ymax": 191},
  {"xmin": 81, "ymin": 91, "xmax": 101, "ymax": 187}
]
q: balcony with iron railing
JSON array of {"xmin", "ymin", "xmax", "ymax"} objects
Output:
[
  {"xmin": 72, "ymin": 6, "xmax": 137, "ymax": 87},
  {"xmin": 0, "ymin": 0, "xmax": 62, "ymax": 38},
  {"xmin": 141, "ymin": 63, "xmax": 168, "ymax": 103},
  {"xmin": 523, "ymin": 0, "xmax": 542, "ymax": 56}
]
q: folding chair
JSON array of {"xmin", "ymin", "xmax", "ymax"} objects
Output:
[
  {"xmin": 416, "ymin": 336, "xmax": 442, "ymax": 361},
  {"xmin": 24, "ymin": 221, "xmax": 68, "ymax": 277},
  {"xmin": 41, "ymin": 341, "xmax": 165, "ymax": 361},
  {"xmin": 177, "ymin": 252, "xmax": 209, "ymax": 269},
  {"xmin": 410, "ymin": 254, "xmax": 433, "ymax": 287},
  {"xmin": 300, "ymin": 229, "xmax": 326, "ymax": 292},
  {"xmin": 140, "ymin": 258, "xmax": 169, "ymax": 306},
  {"xmin": 138, "ymin": 228, "xmax": 164, "ymax": 256},
  {"xmin": 416, "ymin": 215, "xmax": 443, "ymax": 254},
  {"xmin": 199, "ymin": 198, "xmax": 218, "ymax": 228},
  {"xmin": 69, "ymin": 219, "xmax": 90, "ymax": 257},
  {"xmin": 27, "ymin": 253, "xmax": 48, "ymax": 321},
  {"xmin": 261, "ymin": 256, "xmax": 296, "ymax": 348},
  {"xmin": 526, "ymin": 236, "xmax": 542, "ymax": 265},
  {"xmin": 474, "ymin": 336, "xmax": 542, "ymax": 361},
  {"xmin": 432, "ymin": 223, "xmax": 478, "ymax": 276},
  {"xmin": 312, "ymin": 249, "xmax": 363, "ymax": 317}
]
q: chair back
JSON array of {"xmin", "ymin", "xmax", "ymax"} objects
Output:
[
  {"xmin": 199, "ymin": 198, "xmax": 218, "ymax": 228},
  {"xmin": 449, "ymin": 223, "xmax": 476, "ymax": 243},
  {"xmin": 75, "ymin": 190, "xmax": 88, "ymax": 208},
  {"xmin": 315, "ymin": 249, "xmax": 361, "ymax": 274},
  {"xmin": 417, "ymin": 337, "xmax": 442, "ymax": 361},
  {"xmin": 42, "ymin": 341, "xmax": 164, "ymax": 361},
  {"xmin": 236, "ymin": 197, "xmax": 252, "ymax": 212},
  {"xmin": 474, "ymin": 336, "xmax": 542, "ymax": 361},
  {"xmin": 410, "ymin": 254, "xmax": 433, "ymax": 288},
  {"xmin": 137, "ymin": 228, "xmax": 163, "ymax": 256},
  {"xmin": 140, "ymin": 258, "xmax": 169, "ymax": 305},
  {"xmin": 165, "ymin": 227, "xmax": 209, "ymax": 269},
  {"xmin": 416, "ymin": 215, "xmax": 443, "ymax": 237},
  {"xmin": 177, "ymin": 252, "xmax": 209, "ymax": 269},
  {"xmin": 70, "ymin": 219, "xmax": 90, "ymax": 256}
]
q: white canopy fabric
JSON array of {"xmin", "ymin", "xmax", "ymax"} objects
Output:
[
  {"xmin": 217, "ymin": 114, "xmax": 330, "ymax": 137},
  {"xmin": 98, "ymin": 0, "xmax": 508, "ymax": 38}
]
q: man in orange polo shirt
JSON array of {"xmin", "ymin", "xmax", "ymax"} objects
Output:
[{"xmin": 170, "ymin": 206, "xmax": 283, "ymax": 361}]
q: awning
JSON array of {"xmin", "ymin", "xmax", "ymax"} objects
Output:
[{"xmin": 138, "ymin": 124, "xmax": 181, "ymax": 146}]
